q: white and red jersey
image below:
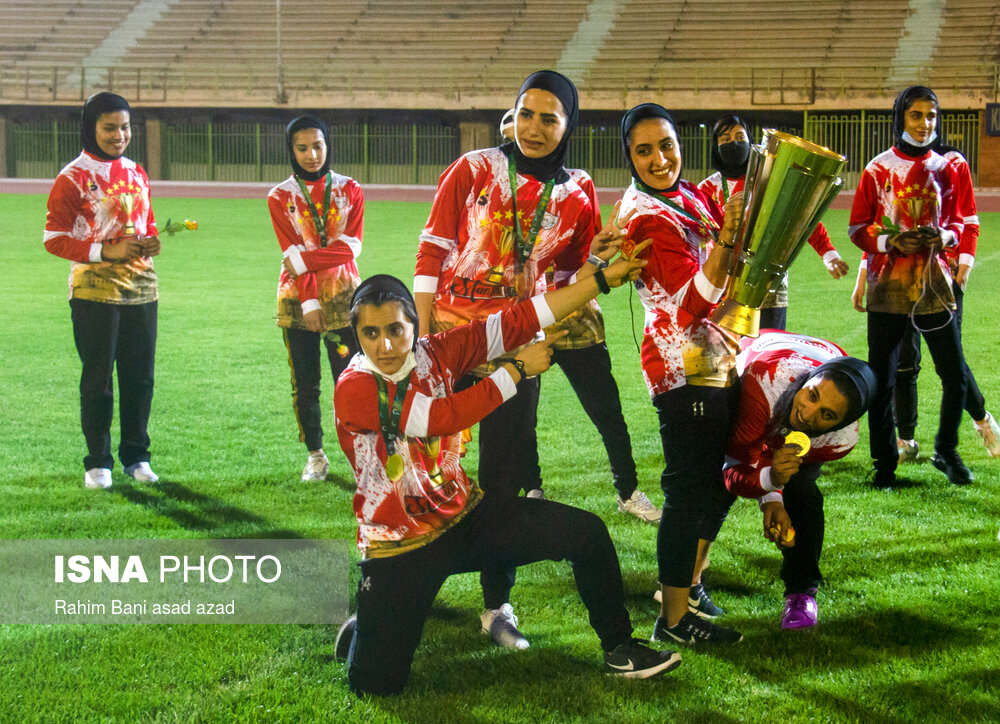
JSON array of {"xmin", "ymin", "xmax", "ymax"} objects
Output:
[
  {"xmin": 44, "ymin": 151, "xmax": 158, "ymax": 304},
  {"xmin": 546, "ymin": 168, "xmax": 606, "ymax": 350},
  {"xmin": 939, "ymin": 150, "xmax": 978, "ymax": 269},
  {"xmin": 335, "ymin": 294, "xmax": 555, "ymax": 559},
  {"xmin": 620, "ymin": 180, "xmax": 732, "ymax": 397},
  {"xmin": 414, "ymin": 148, "xmax": 593, "ymax": 336},
  {"xmin": 698, "ymin": 171, "xmax": 840, "ymax": 308},
  {"xmin": 848, "ymin": 147, "xmax": 961, "ymax": 315},
  {"xmin": 725, "ymin": 331, "xmax": 859, "ymax": 500},
  {"xmin": 268, "ymin": 172, "xmax": 363, "ymax": 329}
]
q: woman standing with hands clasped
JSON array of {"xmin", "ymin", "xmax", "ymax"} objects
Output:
[
  {"xmin": 619, "ymin": 103, "xmax": 745, "ymax": 645},
  {"xmin": 268, "ymin": 115, "xmax": 363, "ymax": 482},
  {"xmin": 45, "ymin": 92, "xmax": 161, "ymax": 490}
]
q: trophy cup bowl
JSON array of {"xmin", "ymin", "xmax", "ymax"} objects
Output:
[
  {"xmin": 118, "ymin": 192, "xmax": 137, "ymax": 236},
  {"xmin": 711, "ymin": 130, "xmax": 846, "ymax": 337}
]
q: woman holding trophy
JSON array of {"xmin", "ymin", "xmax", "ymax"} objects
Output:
[
  {"xmin": 44, "ymin": 92, "xmax": 161, "ymax": 489},
  {"xmin": 618, "ymin": 103, "xmax": 745, "ymax": 645}
]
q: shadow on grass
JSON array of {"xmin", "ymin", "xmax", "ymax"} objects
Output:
[{"xmin": 111, "ymin": 479, "xmax": 305, "ymax": 538}]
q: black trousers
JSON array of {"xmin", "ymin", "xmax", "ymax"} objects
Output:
[
  {"xmin": 455, "ymin": 373, "xmax": 541, "ymax": 609},
  {"xmin": 70, "ymin": 298, "xmax": 156, "ymax": 471},
  {"xmin": 550, "ymin": 343, "xmax": 639, "ymax": 499},
  {"xmin": 893, "ymin": 283, "xmax": 986, "ymax": 439},
  {"xmin": 758, "ymin": 305, "xmax": 787, "ymax": 332},
  {"xmin": 867, "ymin": 310, "xmax": 966, "ymax": 473},
  {"xmin": 282, "ymin": 325, "xmax": 356, "ymax": 451},
  {"xmin": 347, "ymin": 495, "xmax": 633, "ymax": 696},
  {"xmin": 654, "ymin": 383, "xmax": 740, "ymax": 588},
  {"xmin": 780, "ymin": 462, "xmax": 824, "ymax": 594}
]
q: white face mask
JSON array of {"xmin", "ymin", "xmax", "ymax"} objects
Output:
[
  {"xmin": 901, "ymin": 130, "xmax": 938, "ymax": 148},
  {"xmin": 360, "ymin": 350, "xmax": 416, "ymax": 383}
]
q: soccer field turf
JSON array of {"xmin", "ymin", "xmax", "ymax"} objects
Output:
[{"xmin": 1, "ymin": 193, "xmax": 998, "ymax": 722}]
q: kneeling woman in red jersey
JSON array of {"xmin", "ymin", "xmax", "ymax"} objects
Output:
[
  {"xmin": 726, "ymin": 331, "xmax": 876, "ymax": 629},
  {"xmin": 333, "ymin": 258, "xmax": 686, "ymax": 695}
]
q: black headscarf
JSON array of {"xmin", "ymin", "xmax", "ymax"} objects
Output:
[
  {"xmin": 501, "ymin": 70, "xmax": 579, "ymax": 184},
  {"xmin": 892, "ymin": 85, "xmax": 939, "ymax": 158},
  {"xmin": 286, "ymin": 115, "xmax": 331, "ymax": 182},
  {"xmin": 620, "ymin": 103, "xmax": 682, "ymax": 193},
  {"xmin": 81, "ymin": 92, "xmax": 131, "ymax": 161},
  {"xmin": 771, "ymin": 355, "xmax": 877, "ymax": 437},
  {"xmin": 709, "ymin": 114, "xmax": 752, "ymax": 179},
  {"xmin": 349, "ymin": 274, "xmax": 419, "ymax": 351}
]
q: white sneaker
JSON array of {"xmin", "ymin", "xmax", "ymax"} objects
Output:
[
  {"xmin": 896, "ymin": 438, "xmax": 919, "ymax": 462},
  {"xmin": 124, "ymin": 461, "xmax": 159, "ymax": 483},
  {"xmin": 480, "ymin": 603, "xmax": 529, "ymax": 649},
  {"xmin": 974, "ymin": 412, "xmax": 1000, "ymax": 457},
  {"xmin": 618, "ymin": 490, "xmax": 661, "ymax": 523},
  {"xmin": 525, "ymin": 488, "xmax": 545, "ymax": 499},
  {"xmin": 84, "ymin": 467, "xmax": 112, "ymax": 489},
  {"xmin": 301, "ymin": 451, "xmax": 329, "ymax": 481}
]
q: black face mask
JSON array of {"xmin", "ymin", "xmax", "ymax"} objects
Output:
[{"xmin": 717, "ymin": 141, "xmax": 750, "ymax": 173}]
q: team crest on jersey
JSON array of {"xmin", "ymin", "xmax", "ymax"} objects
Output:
[
  {"xmin": 884, "ymin": 178, "xmax": 892, "ymax": 194},
  {"xmin": 541, "ymin": 212, "xmax": 557, "ymax": 230},
  {"xmin": 334, "ymin": 194, "xmax": 348, "ymax": 210},
  {"xmin": 477, "ymin": 188, "xmax": 489, "ymax": 206}
]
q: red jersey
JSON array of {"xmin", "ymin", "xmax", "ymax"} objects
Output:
[
  {"xmin": 621, "ymin": 180, "xmax": 734, "ymax": 397},
  {"xmin": 268, "ymin": 172, "xmax": 363, "ymax": 329},
  {"xmin": 848, "ymin": 147, "xmax": 961, "ymax": 314},
  {"xmin": 414, "ymin": 147, "xmax": 593, "ymax": 336},
  {"xmin": 726, "ymin": 331, "xmax": 859, "ymax": 501},
  {"xmin": 335, "ymin": 294, "xmax": 555, "ymax": 558},
  {"xmin": 44, "ymin": 151, "xmax": 158, "ymax": 304}
]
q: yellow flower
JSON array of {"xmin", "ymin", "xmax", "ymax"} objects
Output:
[{"xmin": 184, "ymin": 219, "xmax": 198, "ymax": 231}]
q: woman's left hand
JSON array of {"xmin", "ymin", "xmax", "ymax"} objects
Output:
[
  {"xmin": 140, "ymin": 235, "xmax": 161, "ymax": 258},
  {"xmin": 825, "ymin": 257, "xmax": 849, "ymax": 279},
  {"xmin": 283, "ymin": 256, "xmax": 298, "ymax": 279}
]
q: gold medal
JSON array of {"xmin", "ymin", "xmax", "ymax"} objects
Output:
[
  {"xmin": 384, "ymin": 453, "xmax": 405, "ymax": 482},
  {"xmin": 784, "ymin": 431, "xmax": 811, "ymax": 457}
]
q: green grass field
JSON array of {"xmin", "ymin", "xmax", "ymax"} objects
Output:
[{"xmin": 1, "ymin": 193, "xmax": 998, "ymax": 723}]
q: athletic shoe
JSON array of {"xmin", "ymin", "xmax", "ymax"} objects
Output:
[
  {"xmin": 525, "ymin": 488, "xmax": 545, "ymax": 500},
  {"xmin": 896, "ymin": 438, "xmax": 919, "ymax": 462},
  {"xmin": 870, "ymin": 467, "xmax": 896, "ymax": 488},
  {"xmin": 688, "ymin": 582, "xmax": 725, "ymax": 619},
  {"xmin": 480, "ymin": 603, "xmax": 529, "ymax": 649},
  {"xmin": 651, "ymin": 611, "xmax": 743, "ymax": 645},
  {"xmin": 617, "ymin": 490, "xmax": 661, "ymax": 523},
  {"xmin": 781, "ymin": 588, "xmax": 818, "ymax": 630},
  {"xmin": 301, "ymin": 451, "xmax": 329, "ymax": 482},
  {"xmin": 931, "ymin": 451, "xmax": 973, "ymax": 486},
  {"xmin": 973, "ymin": 412, "xmax": 1000, "ymax": 457},
  {"xmin": 84, "ymin": 467, "xmax": 112, "ymax": 489},
  {"xmin": 335, "ymin": 614, "xmax": 356, "ymax": 661},
  {"xmin": 124, "ymin": 461, "xmax": 159, "ymax": 483},
  {"xmin": 604, "ymin": 638, "xmax": 682, "ymax": 679}
]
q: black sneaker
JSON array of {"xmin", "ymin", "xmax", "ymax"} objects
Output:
[
  {"xmin": 604, "ymin": 638, "xmax": 682, "ymax": 679},
  {"xmin": 335, "ymin": 614, "xmax": 356, "ymax": 661},
  {"xmin": 651, "ymin": 612, "xmax": 743, "ymax": 645},
  {"xmin": 931, "ymin": 451, "xmax": 973, "ymax": 486},
  {"xmin": 689, "ymin": 582, "xmax": 724, "ymax": 619},
  {"xmin": 871, "ymin": 467, "xmax": 896, "ymax": 488}
]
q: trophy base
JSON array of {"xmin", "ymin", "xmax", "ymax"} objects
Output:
[{"xmin": 710, "ymin": 299, "xmax": 760, "ymax": 338}]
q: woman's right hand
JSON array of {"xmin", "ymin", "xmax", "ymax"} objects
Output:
[
  {"xmin": 302, "ymin": 308, "xmax": 326, "ymax": 333},
  {"xmin": 602, "ymin": 239, "xmax": 651, "ymax": 287},
  {"xmin": 851, "ymin": 273, "xmax": 867, "ymax": 312},
  {"xmin": 515, "ymin": 330, "xmax": 566, "ymax": 377},
  {"xmin": 100, "ymin": 235, "xmax": 143, "ymax": 262},
  {"xmin": 719, "ymin": 191, "xmax": 744, "ymax": 243}
]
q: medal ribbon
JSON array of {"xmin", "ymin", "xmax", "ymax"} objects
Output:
[
  {"xmin": 374, "ymin": 370, "xmax": 412, "ymax": 458},
  {"xmin": 635, "ymin": 180, "xmax": 719, "ymax": 242},
  {"xmin": 508, "ymin": 156, "xmax": 555, "ymax": 269},
  {"xmin": 295, "ymin": 172, "xmax": 333, "ymax": 248}
]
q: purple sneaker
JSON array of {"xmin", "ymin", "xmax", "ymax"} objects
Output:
[{"xmin": 781, "ymin": 589, "xmax": 818, "ymax": 630}]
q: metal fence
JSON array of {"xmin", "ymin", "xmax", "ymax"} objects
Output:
[{"xmin": 7, "ymin": 113, "xmax": 980, "ymax": 187}]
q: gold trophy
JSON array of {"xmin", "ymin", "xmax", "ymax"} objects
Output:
[
  {"xmin": 711, "ymin": 130, "xmax": 846, "ymax": 337},
  {"xmin": 486, "ymin": 227, "xmax": 514, "ymax": 285},
  {"xmin": 118, "ymin": 192, "xmax": 137, "ymax": 236}
]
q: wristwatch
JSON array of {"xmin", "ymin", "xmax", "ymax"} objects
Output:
[
  {"xmin": 510, "ymin": 358, "xmax": 526, "ymax": 381},
  {"xmin": 587, "ymin": 253, "xmax": 609, "ymax": 269}
]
